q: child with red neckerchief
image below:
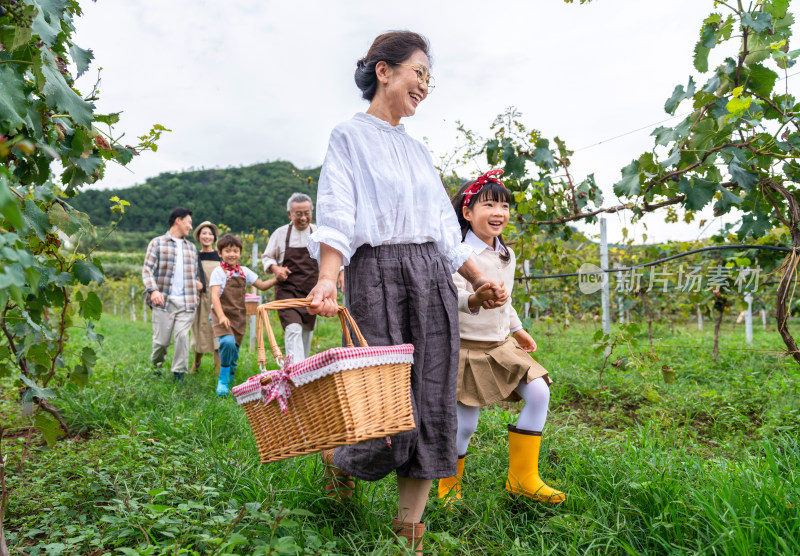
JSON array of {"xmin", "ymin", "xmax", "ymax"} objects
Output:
[
  {"xmin": 438, "ymin": 170, "xmax": 565, "ymax": 505},
  {"xmin": 209, "ymin": 233, "xmax": 276, "ymax": 395}
]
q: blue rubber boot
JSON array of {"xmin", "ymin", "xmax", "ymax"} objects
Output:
[{"xmin": 216, "ymin": 366, "xmax": 231, "ymax": 396}]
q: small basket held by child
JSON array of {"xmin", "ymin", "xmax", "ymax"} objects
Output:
[{"xmin": 232, "ymin": 298, "xmax": 416, "ymax": 464}]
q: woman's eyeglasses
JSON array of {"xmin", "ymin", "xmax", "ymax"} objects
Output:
[{"xmin": 395, "ymin": 63, "xmax": 435, "ymax": 91}]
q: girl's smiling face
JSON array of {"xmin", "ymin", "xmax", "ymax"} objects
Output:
[{"xmin": 463, "ymin": 194, "xmax": 510, "ymax": 249}]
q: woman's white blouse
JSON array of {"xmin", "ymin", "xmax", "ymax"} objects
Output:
[{"xmin": 308, "ymin": 112, "xmax": 472, "ymax": 273}]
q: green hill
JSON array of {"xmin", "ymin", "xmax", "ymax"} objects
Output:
[{"xmin": 70, "ymin": 160, "xmax": 320, "ymax": 235}]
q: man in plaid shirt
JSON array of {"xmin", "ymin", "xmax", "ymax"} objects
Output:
[{"xmin": 142, "ymin": 207, "xmax": 202, "ymax": 379}]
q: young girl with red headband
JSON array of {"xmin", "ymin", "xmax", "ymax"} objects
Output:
[{"xmin": 439, "ymin": 169, "xmax": 565, "ymax": 505}]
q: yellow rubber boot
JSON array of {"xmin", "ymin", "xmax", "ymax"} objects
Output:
[
  {"xmin": 437, "ymin": 455, "xmax": 465, "ymax": 506},
  {"xmin": 506, "ymin": 425, "xmax": 565, "ymax": 503}
]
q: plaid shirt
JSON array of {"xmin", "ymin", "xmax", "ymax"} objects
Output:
[{"xmin": 142, "ymin": 232, "xmax": 199, "ymax": 311}]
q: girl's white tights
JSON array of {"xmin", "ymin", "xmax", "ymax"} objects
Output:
[{"xmin": 456, "ymin": 377, "xmax": 550, "ymax": 455}]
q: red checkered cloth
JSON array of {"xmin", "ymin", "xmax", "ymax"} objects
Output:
[{"xmin": 232, "ymin": 344, "xmax": 415, "ymax": 410}]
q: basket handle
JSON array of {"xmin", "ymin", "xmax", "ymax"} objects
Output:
[{"xmin": 256, "ymin": 297, "xmax": 368, "ymax": 366}]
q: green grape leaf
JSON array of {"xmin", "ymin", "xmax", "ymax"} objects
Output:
[
  {"xmin": 766, "ymin": 0, "xmax": 789, "ymax": 18},
  {"xmin": 504, "ymin": 153, "xmax": 527, "ymax": 178},
  {"xmin": 94, "ymin": 112, "xmax": 121, "ymax": 126},
  {"xmin": 714, "ymin": 186, "xmax": 743, "ymax": 214},
  {"xmin": 30, "ymin": 0, "xmax": 68, "ymax": 47},
  {"xmin": 700, "ymin": 21, "xmax": 718, "ymax": 48},
  {"xmin": 664, "ymin": 77, "xmax": 696, "ymax": 115},
  {"xmin": 0, "ymin": 63, "xmax": 28, "ymax": 130},
  {"xmin": 114, "ymin": 146, "xmax": 135, "ymax": 165},
  {"xmin": 26, "ymin": 343, "xmax": 51, "ymax": 368},
  {"xmin": 41, "ymin": 51, "xmax": 94, "ymax": 127},
  {"xmin": 75, "ymin": 154, "xmax": 102, "ymax": 175},
  {"xmin": 746, "ymin": 63, "xmax": 778, "ymax": 97},
  {"xmin": 533, "ymin": 139, "xmax": 555, "ymax": 170},
  {"xmin": 679, "ymin": 177, "xmax": 716, "ymax": 210},
  {"xmin": 68, "ymin": 43, "xmax": 93, "ymax": 78},
  {"xmin": 693, "ymin": 43, "xmax": 710, "ymax": 72},
  {"xmin": 53, "ymin": 271, "xmax": 72, "ymax": 286},
  {"xmin": 737, "ymin": 211, "xmax": 772, "ymax": 239},
  {"xmin": 661, "ymin": 148, "xmax": 681, "ymax": 168},
  {"xmin": 72, "ymin": 259, "xmax": 103, "ymax": 285},
  {"xmin": 728, "ymin": 159, "xmax": 759, "ymax": 191},
  {"xmin": 25, "ymin": 265, "xmax": 42, "ymax": 291},
  {"xmin": 726, "ymin": 95, "xmax": 752, "ymax": 115},
  {"xmin": 80, "ymin": 290, "xmax": 103, "ymax": 319},
  {"xmin": 0, "ymin": 23, "xmax": 33, "ymax": 52},
  {"xmin": 24, "ymin": 199, "xmax": 51, "ymax": 241},
  {"xmin": 741, "ymin": 11, "xmax": 772, "ymax": 33},
  {"xmin": 48, "ymin": 202, "xmax": 81, "ymax": 236},
  {"xmin": 613, "ymin": 160, "xmax": 642, "ymax": 197},
  {"xmin": 688, "ymin": 118, "xmax": 718, "ymax": 151},
  {"xmin": 34, "ymin": 411, "xmax": 65, "ymax": 447},
  {"xmin": 81, "ymin": 346, "xmax": 97, "ymax": 373},
  {"xmin": 0, "ymin": 176, "xmax": 26, "ymax": 230},
  {"xmin": 652, "ymin": 118, "xmax": 692, "ymax": 147},
  {"xmin": 702, "ymin": 73, "xmax": 721, "ymax": 94},
  {"xmin": 21, "ymin": 374, "xmax": 56, "ymax": 402},
  {"xmin": 86, "ymin": 320, "xmax": 103, "ymax": 346},
  {"xmin": 486, "ymin": 139, "xmax": 499, "ymax": 165},
  {"xmin": 710, "ymin": 97, "xmax": 730, "ymax": 119},
  {"xmin": 69, "ymin": 363, "xmax": 89, "ymax": 387}
]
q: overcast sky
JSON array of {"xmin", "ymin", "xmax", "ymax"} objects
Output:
[{"xmin": 73, "ymin": 1, "xmax": 797, "ymax": 244}]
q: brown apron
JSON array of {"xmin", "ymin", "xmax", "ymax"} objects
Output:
[
  {"xmin": 275, "ymin": 224, "xmax": 318, "ymax": 331},
  {"xmin": 212, "ymin": 274, "xmax": 247, "ymax": 345}
]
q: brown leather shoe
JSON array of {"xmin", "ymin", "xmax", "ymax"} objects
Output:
[
  {"xmin": 391, "ymin": 518, "xmax": 424, "ymax": 555},
  {"xmin": 321, "ymin": 449, "xmax": 354, "ymax": 501}
]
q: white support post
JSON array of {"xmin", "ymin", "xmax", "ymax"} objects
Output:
[
  {"xmin": 249, "ymin": 242, "xmax": 258, "ymax": 352},
  {"xmin": 697, "ymin": 304, "xmax": 703, "ymax": 331},
  {"xmin": 523, "ymin": 260, "xmax": 531, "ymax": 319},
  {"xmin": 745, "ymin": 293, "xmax": 753, "ymax": 344},
  {"xmin": 613, "ymin": 263, "xmax": 624, "ymax": 324},
  {"xmin": 130, "ymin": 287, "xmax": 135, "ymax": 321},
  {"xmin": 761, "ymin": 308, "xmax": 767, "ymax": 330},
  {"xmin": 600, "ymin": 218, "xmax": 610, "ymax": 335}
]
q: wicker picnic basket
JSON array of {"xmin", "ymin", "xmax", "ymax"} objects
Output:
[{"xmin": 232, "ymin": 298, "xmax": 416, "ymax": 464}]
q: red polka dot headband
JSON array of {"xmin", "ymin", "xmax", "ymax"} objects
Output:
[{"xmin": 462, "ymin": 169, "xmax": 506, "ymax": 207}]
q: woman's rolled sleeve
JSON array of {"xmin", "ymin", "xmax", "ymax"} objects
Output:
[
  {"xmin": 308, "ymin": 129, "xmax": 357, "ymax": 265},
  {"xmin": 308, "ymin": 226, "xmax": 353, "ymax": 265},
  {"xmin": 444, "ymin": 242, "xmax": 473, "ymax": 275}
]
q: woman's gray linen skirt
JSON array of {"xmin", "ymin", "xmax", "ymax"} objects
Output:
[{"xmin": 332, "ymin": 242, "xmax": 460, "ymax": 481}]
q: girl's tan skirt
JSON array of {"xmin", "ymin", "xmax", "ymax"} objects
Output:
[{"xmin": 457, "ymin": 337, "xmax": 551, "ymax": 407}]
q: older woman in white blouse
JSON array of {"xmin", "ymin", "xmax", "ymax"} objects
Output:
[{"xmin": 307, "ymin": 31, "xmax": 506, "ymax": 553}]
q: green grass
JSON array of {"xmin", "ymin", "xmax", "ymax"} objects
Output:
[{"xmin": 3, "ymin": 313, "xmax": 799, "ymax": 555}]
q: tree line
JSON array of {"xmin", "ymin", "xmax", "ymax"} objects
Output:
[{"xmin": 69, "ymin": 161, "xmax": 321, "ymax": 234}]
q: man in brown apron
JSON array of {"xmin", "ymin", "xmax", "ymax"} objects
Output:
[{"xmin": 261, "ymin": 193, "xmax": 321, "ymax": 361}]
